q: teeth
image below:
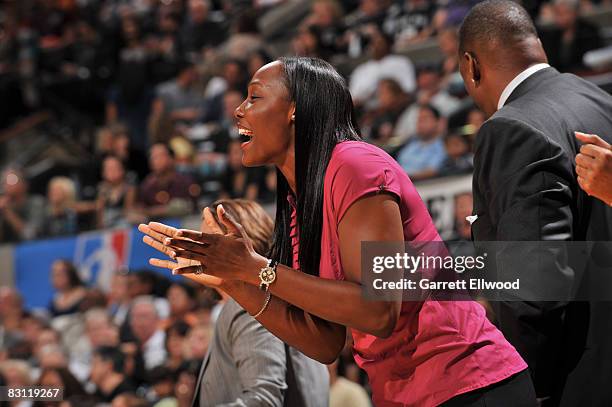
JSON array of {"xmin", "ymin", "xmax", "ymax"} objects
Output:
[{"xmin": 238, "ymin": 128, "xmax": 253, "ymax": 137}]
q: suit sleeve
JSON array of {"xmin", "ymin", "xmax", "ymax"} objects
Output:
[
  {"xmin": 217, "ymin": 310, "xmax": 287, "ymax": 407},
  {"xmin": 473, "ymin": 117, "xmax": 579, "ymax": 397}
]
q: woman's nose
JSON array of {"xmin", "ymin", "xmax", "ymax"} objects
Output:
[{"xmin": 234, "ymin": 101, "xmax": 245, "ymax": 119}]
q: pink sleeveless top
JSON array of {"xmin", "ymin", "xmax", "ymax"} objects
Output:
[{"xmin": 289, "ymin": 141, "xmax": 527, "ymax": 407}]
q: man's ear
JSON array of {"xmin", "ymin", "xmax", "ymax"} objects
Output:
[{"xmin": 464, "ymin": 52, "xmax": 481, "ymax": 87}]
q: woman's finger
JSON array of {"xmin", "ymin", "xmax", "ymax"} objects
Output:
[
  {"xmin": 139, "ymin": 224, "xmax": 171, "ymax": 244},
  {"xmin": 218, "ymin": 204, "xmax": 245, "ymax": 237},
  {"xmin": 148, "ymin": 222, "xmax": 180, "ymax": 237},
  {"xmin": 175, "ymin": 228, "xmax": 204, "ymax": 240},
  {"xmin": 143, "ymin": 236, "xmax": 177, "ymax": 258},
  {"xmin": 575, "ymin": 132, "xmax": 611, "ymax": 150},
  {"xmin": 203, "ymin": 207, "xmax": 224, "ymax": 234},
  {"xmin": 172, "ymin": 263, "xmax": 207, "ymax": 275},
  {"xmin": 149, "ymin": 258, "xmax": 178, "ymax": 270},
  {"xmin": 166, "ymin": 237, "xmax": 209, "ymax": 253},
  {"xmin": 172, "ymin": 250, "xmax": 204, "ymax": 262}
]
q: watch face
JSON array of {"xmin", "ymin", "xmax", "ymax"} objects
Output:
[{"xmin": 260, "ymin": 267, "xmax": 275, "ymax": 284}]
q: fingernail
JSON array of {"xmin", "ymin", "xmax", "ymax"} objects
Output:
[
  {"xmin": 164, "ymin": 238, "xmax": 171, "ymax": 245},
  {"xmin": 172, "ymin": 269, "xmax": 177, "ymax": 275},
  {"xmin": 219, "ymin": 204, "xmax": 225, "ymax": 214},
  {"xmin": 177, "ymin": 231, "xmax": 183, "ymax": 236},
  {"xmin": 170, "ymin": 251, "xmax": 176, "ymax": 258}
]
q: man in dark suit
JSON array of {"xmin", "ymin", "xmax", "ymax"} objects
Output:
[{"xmin": 458, "ymin": 1, "xmax": 612, "ymax": 406}]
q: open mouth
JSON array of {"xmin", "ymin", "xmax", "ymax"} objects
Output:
[{"xmin": 238, "ymin": 127, "xmax": 254, "ymax": 144}]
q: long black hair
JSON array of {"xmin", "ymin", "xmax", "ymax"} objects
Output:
[{"xmin": 270, "ymin": 57, "xmax": 361, "ymax": 276}]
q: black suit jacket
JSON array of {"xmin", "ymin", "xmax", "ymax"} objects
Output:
[{"xmin": 471, "ymin": 67, "xmax": 612, "ymax": 406}]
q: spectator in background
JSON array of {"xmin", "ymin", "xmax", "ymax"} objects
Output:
[
  {"xmin": 383, "ymin": 0, "xmax": 436, "ymax": 49},
  {"xmin": 0, "ymin": 168, "xmax": 45, "ymax": 242},
  {"xmin": 108, "ymin": 272, "xmax": 131, "ymax": 328},
  {"xmin": 139, "ymin": 143, "xmax": 198, "ymax": 220},
  {"xmin": 90, "ymin": 346, "xmax": 136, "ymax": 403},
  {"xmin": 0, "ymin": 359, "xmax": 33, "ymax": 393},
  {"xmin": 394, "ymin": 63, "xmax": 461, "ymax": 144},
  {"xmin": 129, "ymin": 296, "xmax": 167, "ymax": 370},
  {"xmin": 396, "ymin": 104, "xmax": 447, "ymax": 180},
  {"xmin": 106, "ymin": 16, "xmax": 153, "ymax": 153},
  {"xmin": 292, "ymin": 23, "xmax": 329, "ymax": 59},
  {"xmin": 222, "ymin": 10, "xmax": 264, "ymax": 60},
  {"xmin": 147, "ymin": 9, "xmax": 183, "ymax": 84},
  {"xmin": 126, "ymin": 271, "xmax": 171, "ymax": 319},
  {"xmin": 181, "ymin": 0, "xmax": 227, "ymax": 58},
  {"xmin": 449, "ymin": 192, "xmax": 473, "ymax": 242},
  {"xmin": 110, "ymin": 126, "xmax": 149, "ymax": 183},
  {"xmin": 202, "ymin": 58, "xmax": 249, "ymax": 123},
  {"xmin": 96, "ymin": 156, "xmax": 136, "ymax": 229},
  {"xmin": 219, "ymin": 140, "xmax": 267, "ymax": 201},
  {"xmin": 199, "ymin": 88, "xmax": 244, "ymax": 161},
  {"xmin": 40, "ymin": 176, "xmax": 78, "ymax": 238},
  {"xmin": 362, "ymin": 78, "xmax": 411, "ymax": 149},
  {"xmin": 349, "ymin": 25, "xmax": 416, "ymax": 107},
  {"xmin": 163, "ymin": 282, "xmax": 198, "ymax": 329},
  {"xmin": 328, "ymin": 359, "xmax": 371, "ymax": 407},
  {"xmin": 164, "ymin": 321, "xmax": 190, "ymax": 372},
  {"xmin": 48, "ymin": 260, "xmax": 87, "ymax": 318},
  {"xmin": 437, "ymin": 26, "xmax": 460, "ymax": 81},
  {"xmin": 145, "ymin": 366, "xmax": 176, "ymax": 405},
  {"xmin": 34, "ymin": 367, "xmax": 86, "ymax": 407},
  {"xmin": 70, "ymin": 308, "xmax": 119, "ymax": 382},
  {"xmin": 303, "ymin": 0, "xmax": 346, "ymax": 56},
  {"xmin": 439, "ymin": 132, "xmax": 473, "ymax": 176},
  {"xmin": 184, "ymin": 324, "xmax": 211, "ymax": 363},
  {"xmin": 149, "ymin": 60, "xmax": 203, "ymax": 142},
  {"xmin": 344, "ymin": 0, "xmax": 390, "ymax": 46},
  {"xmin": 173, "ymin": 361, "xmax": 199, "ymax": 407},
  {"xmin": 111, "ymin": 393, "xmax": 148, "ymax": 407},
  {"xmin": 0, "ymin": 287, "xmax": 25, "ymax": 349},
  {"xmin": 540, "ymin": 0, "xmax": 603, "ymax": 73},
  {"xmin": 465, "ymin": 106, "xmax": 486, "ymax": 134},
  {"xmin": 247, "ymin": 49, "xmax": 273, "ymax": 78}
]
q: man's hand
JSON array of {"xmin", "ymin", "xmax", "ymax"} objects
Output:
[{"xmin": 575, "ymin": 132, "xmax": 612, "ymax": 206}]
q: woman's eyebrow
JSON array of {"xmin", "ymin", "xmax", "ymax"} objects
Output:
[{"xmin": 248, "ymin": 80, "xmax": 270, "ymax": 89}]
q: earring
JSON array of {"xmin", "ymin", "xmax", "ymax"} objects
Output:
[{"xmin": 291, "ymin": 114, "xmax": 295, "ymax": 121}]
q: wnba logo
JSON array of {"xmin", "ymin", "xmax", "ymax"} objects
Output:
[{"xmin": 73, "ymin": 228, "xmax": 132, "ymax": 292}]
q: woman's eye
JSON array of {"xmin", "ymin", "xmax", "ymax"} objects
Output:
[{"xmin": 250, "ymin": 95, "xmax": 260, "ymax": 101}]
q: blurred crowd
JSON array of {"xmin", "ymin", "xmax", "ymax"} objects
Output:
[
  {"xmin": 0, "ymin": 0, "xmax": 611, "ymax": 405},
  {"xmin": 1, "ymin": 0, "xmax": 610, "ymax": 243},
  {"xmin": 0, "ymin": 260, "xmax": 372, "ymax": 407}
]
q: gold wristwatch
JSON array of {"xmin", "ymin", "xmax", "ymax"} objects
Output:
[{"xmin": 258, "ymin": 259, "xmax": 278, "ymax": 291}]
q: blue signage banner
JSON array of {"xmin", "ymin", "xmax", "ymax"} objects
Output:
[{"xmin": 14, "ymin": 220, "xmax": 181, "ymax": 310}]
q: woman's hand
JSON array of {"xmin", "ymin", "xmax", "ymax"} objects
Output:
[
  {"xmin": 138, "ymin": 222, "xmax": 225, "ymax": 288},
  {"xmin": 139, "ymin": 205, "xmax": 267, "ymax": 286}
]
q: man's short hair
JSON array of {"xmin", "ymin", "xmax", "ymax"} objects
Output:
[{"xmin": 459, "ymin": 0, "xmax": 538, "ymax": 53}]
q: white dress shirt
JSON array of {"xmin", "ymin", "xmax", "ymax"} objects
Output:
[{"xmin": 497, "ymin": 63, "xmax": 550, "ymax": 110}]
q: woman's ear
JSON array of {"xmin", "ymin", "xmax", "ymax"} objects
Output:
[{"xmin": 289, "ymin": 104, "xmax": 296, "ymax": 122}]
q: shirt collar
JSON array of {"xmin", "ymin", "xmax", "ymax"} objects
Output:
[{"xmin": 497, "ymin": 63, "xmax": 550, "ymax": 110}]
